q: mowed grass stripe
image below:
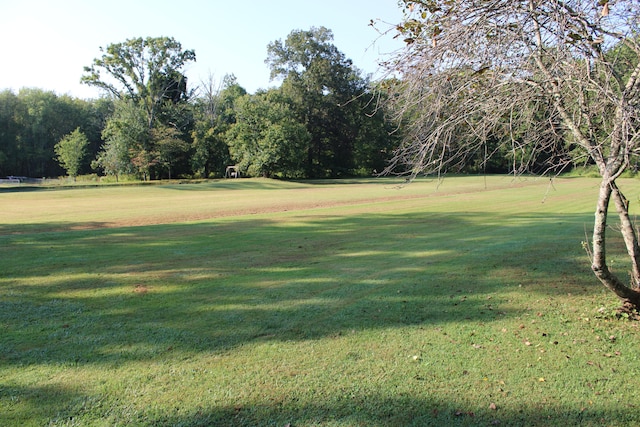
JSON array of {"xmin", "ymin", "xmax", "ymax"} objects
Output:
[
  {"xmin": 2, "ymin": 176, "xmax": 640, "ymax": 426},
  {"xmin": 0, "ymin": 175, "xmax": 572, "ymax": 233}
]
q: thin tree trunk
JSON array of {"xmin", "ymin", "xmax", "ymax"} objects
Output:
[
  {"xmin": 591, "ymin": 178, "xmax": 640, "ymax": 307},
  {"xmin": 611, "ymin": 182, "xmax": 640, "ymax": 288}
]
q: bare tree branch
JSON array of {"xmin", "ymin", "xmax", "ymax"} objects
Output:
[{"xmin": 381, "ymin": 0, "xmax": 640, "ymax": 308}]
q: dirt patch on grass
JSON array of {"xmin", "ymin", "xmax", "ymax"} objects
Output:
[{"xmin": 133, "ymin": 284, "xmax": 150, "ymax": 294}]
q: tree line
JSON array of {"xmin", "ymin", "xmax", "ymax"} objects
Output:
[
  {"xmin": 0, "ymin": 29, "xmax": 400, "ymax": 181},
  {"xmin": 1, "ymin": 26, "xmax": 569, "ymax": 182},
  {"xmin": 4, "ymin": 23, "xmax": 629, "ymax": 182}
]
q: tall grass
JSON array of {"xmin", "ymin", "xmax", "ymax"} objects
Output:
[{"xmin": 2, "ymin": 176, "xmax": 640, "ymax": 426}]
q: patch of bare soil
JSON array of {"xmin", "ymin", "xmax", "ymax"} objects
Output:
[{"xmin": 133, "ymin": 284, "xmax": 150, "ymax": 294}]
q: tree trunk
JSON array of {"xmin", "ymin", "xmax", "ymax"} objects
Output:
[
  {"xmin": 591, "ymin": 178, "xmax": 640, "ymax": 308},
  {"xmin": 611, "ymin": 182, "xmax": 640, "ymax": 288}
]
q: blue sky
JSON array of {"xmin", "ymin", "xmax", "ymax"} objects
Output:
[{"xmin": 0, "ymin": 0, "xmax": 404, "ymax": 99}]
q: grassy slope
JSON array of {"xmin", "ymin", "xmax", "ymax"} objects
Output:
[{"xmin": 2, "ymin": 176, "xmax": 640, "ymax": 426}]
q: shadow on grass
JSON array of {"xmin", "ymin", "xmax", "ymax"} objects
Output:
[
  {"xmin": 152, "ymin": 395, "xmax": 640, "ymax": 426},
  {"xmin": 8, "ymin": 384, "xmax": 635, "ymax": 426},
  {"xmin": 0, "ymin": 209, "xmax": 598, "ymax": 367},
  {"xmin": 1, "ymin": 383, "xmax": 88, "ymax": 426},
  {"xmin": 3, "ymin": 209, "xmax": 626, "ymax": 426}
]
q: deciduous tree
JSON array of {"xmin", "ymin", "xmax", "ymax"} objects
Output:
[
  {"xmin": 95, "ymin": 100, "xmax": 148, "ymax": 180},
  {"xmin": 191, "ymin": 75, "xmax": 245, "ymax": 177},
  {"xmin": 384, "ymin": 1, "xmax": 640, "ymax": 308},
  {"xmin": 227, "ymin": 91, "xmax": 309, "ymax": 178},
  {"xmin": 83, "ymin": 37, "xmax": 195, "ymax": 180},
  {"xmin": 153, "ymin": 124, "xmax": 189, "ymax": 180},
  {"xmin": 54, "ymin": 128, "xmax": 89, "ymax": 179},
  {"xmin": 8, "ymin": 89, "xmax": 98, "ymax": 177},
  {"xmin": 0, "ymin": 90, "xmax": 20, "ymax": 175},
  {"xmin": 82, "ymin": 36, "xmax": 195, "ymax": 128},
  {"xmin": 266, "ymin": 27, "xmax": 371, "ymax": 177}
]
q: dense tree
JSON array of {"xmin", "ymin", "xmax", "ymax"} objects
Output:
[
  {"xmin": 14, "ymin": 89, "xmax": 68, "ymax": 177},
  {"xmin": 346, "ymin": 81, "xmax": 400, "ymax": 175},
  {"xmin": 0, "ymin": 89, "xmax": 101, "ymax": 177},
  {"xmin": 83, "ymin": 37, "xmax": 196, "ymax": 180},
  {"xmin": 227, "ymin": 90, "xmax": 310, "ymax": 178},
  {"xmin": 94, "ymin": 99, "xmax": 145, "ymax": 180},
  {"xmin": 2, "ymin": 31, "xmax": 398, "ymax": 180},
  {"xmin": 82, "ymin": 37, "xmax": 195, "ymax": 127},
  {"xmin": 0, "ymin": 90, "xmax": 20, "ymax": 175},
  {"xmin": 607, "ymin": 35, "xmax": 640, "ymax": 85},
  {"xmin": 82, "ymin": 97, "xmax": 115, "ymax": 169},
  {"xmin": 266, "ymin": 27, "xmax": 379, "ymax": 177},
  {"xmin": 153, "ymin": 124, "xmax": 189, "ymax": 179},
  {"xmin": 54, "ymin": 128, "xmax": 89, "ymax": 180},
  {"xmin": 91, "ymin": 138, "xmax": 129, "ymax": 182},
  {"xmin": 384, "ymin": 1, "xmax": 640, "ymax": 309},
  {"xmin": 190, "ymin": 75, "xmax": 245, "ymax": 177}
]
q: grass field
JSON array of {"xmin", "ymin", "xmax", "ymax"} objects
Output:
[{"xmin": 2, "ymin": 176, "xmax": 640, "ymax": 426}]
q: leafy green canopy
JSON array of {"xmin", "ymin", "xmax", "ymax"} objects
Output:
[
  {"xmin": 83, "ymin": 37, "xmax": 196, "ymax": 180},
  {"xmin": 54, "ymin": 128, "xmax": 89, "ymax": 178},
  {"xmin": 0, "ymin": 89, "xmax": 104, "ymax": 177},
  {"xmin": 227, "ymin": 91, "xmax": 310, "ymax": 178},
  {"xmin": 266, "ymin": 27, "xmax": 386, "ymax": 178},
  {"xmin": 82, "ymin": 37, "xmax": 195, "ymax": 108}
]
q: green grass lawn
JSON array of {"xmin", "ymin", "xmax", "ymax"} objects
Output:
[{"xmin": 2, "ymin": 176, "xmax": 640, "ymax": 426}]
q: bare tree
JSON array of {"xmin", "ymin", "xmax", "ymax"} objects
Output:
[
  {"xmin": 196, "ymin": 73, "xmax": 225, "ymax": 126},
  {"xmin": 382, "ymin": 1, "xmax": 640, "ymax": 309}
]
